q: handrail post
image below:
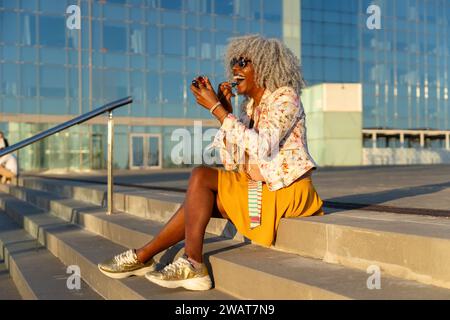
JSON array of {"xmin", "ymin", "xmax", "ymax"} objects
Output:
[{"xmin": 107, "ymin": 111, "xmax": 114, "ymax": 215}]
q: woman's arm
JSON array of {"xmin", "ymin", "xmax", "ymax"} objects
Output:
[{"xmin": 219, "ymin": 87, "xmax": 301, "ymax": 162}]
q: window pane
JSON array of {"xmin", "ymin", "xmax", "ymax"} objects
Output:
[
  {"xmin": 1, "ymin": 45, "xmax": 18, "ymax": 61},
  {"xmin": 40, "ymin": 97, "xmax": 67, "ymax": 114},
  {"xmin": 21, "ymin": 64, "xmax": 37, "ymax": 97},
  {"xmin": 104, "ymin": 4, "xmax": 126, "ymax": 20},
  {"xmin": 102, "ymin": 70, "xmax": 128, "ymax": 101},
  {"xmin": 190, "ymin": 0, "xmax": 212, "ymax": 14},
  {"xmin": 323, "ymin": 23, "xmax": 341, "ymax": 47},
  {"xmin": 200, "ymin": 31, "xmax": 212, "ymax": 59},
  {"xmin": 236, "ymin": 0, "xmax": 251, "ymax": 18},
  {"xmin": 68, "ymin": 67, "xmax": 79, "ymax": 99},
  {"xmin": 187, "ymin": 30, "xmax": 198, "ymax": 58},
  {"xmin": 40, "ymin": 66, "xmax": 66, "ymax": 97},
  {"xmin": 1, "ymin": 63, "xmax": 18, "ymax": 95},
  {"xmin": 1, "ymin": 12, "xmax": 18, "ymax": 44},
  {"xmin": 162, "ymin": 28, "xmax": 182, "ymax": 55},
  {"xmin": 21, "ymin": 0, "xmax": 37, "ymax": 11},
  {"xmin": 215, "ymin": 32, "xmax": 231, "ymax": 61},
  {"xmin": 22, "ymin": 98, "xmax": 38, "ymax": 114},
  {"xmin": 263, "ymin": 22, "xmax": 281, "ymax": 38},
  {"xmin": 160, "ymin": 0, "xmax": 182, "ymax": 10},
  {"xmin": 214, "ymin": 0, "xmax": 234, "ymax": 16},
  {"xmin": 41, "ymin": 48, "xmax": 66, "ymax": 65},
  {"xmin": 40, "ymin": 0, "xmax": 67, "ymax": 13},
  {"xmin": 148, "ymin": 136, "xmax": 160, "ymax": 166},
  {"xmin": 3, "ymin": 97, "xmax": 18, "ymax": 113},
  {"xmin": 162, "ymin": 11, "xmax": 183, "ymax": 26},
  {"xmin": 104, "ymin": 53, "xmax": 127, "ymax": 68},
  {"xmin": 21, "ymin": 15, "xmax": 36, "ymax": 46},
  {"xmin": 200, "ymin": 15, "xmax": 212, "ymax": 29},
  {"xmin": 109, "ymin": 0, "xmax": 127, "ymax": 4},
  {"xmin": 324, "ymin": 58, "xmax": 340, "ymax": 82},
  {"xmin": 67, "ymin": 29, "xmax": 80, "ymax": 49},
  {"xmin": 162, "ymin": 73, "xmax": 184, "ymax": 118},
  {"xmin": 250, "ymin": 0, "xmax": 261, "ymax": 19},
  {"xmin": 163, "ymin": 56, "xmax": 183, "ymax": 72},
  {"xmin": 216, "ymin": 16, "xmax": 233, "ymax": 31},
  {"xmin": 130, "ymin": 25, "xmax": 144, "ymax": 54},
  {"xmin": 146, "ymin": 26, "xmax": 158, "ymax": 55},
  {"xmin": 262, "ymin": 0, "xmax": 281, "ymax": 22},
  {"xmin": 162, "ymin": 73, "xmax": 183, "ymax": 104},
  {"xmin": 2, "ymin": 0, "xmax": 19, "ymax": 9},
  {"xmin": 40, "ymin": 16, "xmax": 65, "ymax": 47},
  {"xmin": 132, "ymin": 136, "xmax": 144, "ymax": 167},
  {"xmin": 103, "ymin": 23, "xmax": 127, "ymax": 52},
  {"xmin": 146, "ymin": 73, "xmax": 160, "ymax": 104},
  {"xmin": 131, "ymin": 71, "xmax": 144, "ymax": 102}
]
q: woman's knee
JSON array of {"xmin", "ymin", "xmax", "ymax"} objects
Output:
[{"xmin": 189, "ymin": 166, "xmax": 217, "ymax": 190}]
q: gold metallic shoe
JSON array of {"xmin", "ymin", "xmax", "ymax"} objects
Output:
[
  {"xmin": 145, "ymin": 255, "xmax": 212, "ymax": 291},
  {"xmin": 98, "ymin": 249, "xmax": 155, "ymax": 279}
]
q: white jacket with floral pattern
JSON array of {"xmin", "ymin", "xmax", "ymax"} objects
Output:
[{"xmin": 211, "ymin": 86, "xmax": 318, "ymax": 191}]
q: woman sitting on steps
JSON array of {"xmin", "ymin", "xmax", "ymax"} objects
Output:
[{"xmin": 98, "ymin": 34, "xmax": 324, "ymax": 291}]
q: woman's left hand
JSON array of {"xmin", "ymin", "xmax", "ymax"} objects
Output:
[{"xmin": 190, "ymin": 76, "xmax": 220, "ymax": 111}]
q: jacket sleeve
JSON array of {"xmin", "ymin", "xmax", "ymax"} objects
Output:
[
  {"xmin": 211, "ymin": 126, "xmax": 239, "ymax": 170},
  {"xmin": 212, "ymin": 87, "xmax": 301, "ymax": 163}
]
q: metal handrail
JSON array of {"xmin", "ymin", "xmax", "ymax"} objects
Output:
[
  {"xmin": 0, "ymin": 96, "xmax": 133, "ymax": 214},
  {"xmin": 0, "ymin": 96, "xmax": 132, "ymax": 157}
]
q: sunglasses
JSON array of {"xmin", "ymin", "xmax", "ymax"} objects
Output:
[{"xmin": 230, "ymin": 57, "xmax": 251, "ymax": 69}]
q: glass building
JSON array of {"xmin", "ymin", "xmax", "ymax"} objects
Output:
[
  {"xmin": 0, "ymin": 0, "xmax": 285, "ymax": 171},
  {"xmin": 302, "ymin": 0, "xmax": 450, "ymax": 131},
  {"xmin": 0, "ymin": 0, "xmax": 449, "ymax": 171}
]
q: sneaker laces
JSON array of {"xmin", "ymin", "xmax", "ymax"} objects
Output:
[
  {"xmin": 161, "ymin": 257, "xmax": 191, "ymax": 276},
  {"xmin": 114, "ymin": 249, "xmax": 137, "ymax": 266}
]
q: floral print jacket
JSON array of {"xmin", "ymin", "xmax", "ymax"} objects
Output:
[{"xmin": 211, "ymin": 86, "xmax": 318, "ymax": 191}]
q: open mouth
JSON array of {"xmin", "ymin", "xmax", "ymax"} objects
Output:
[{"xmin": 233, "ymin": 75, "xmax": 246, "ymax": 86}]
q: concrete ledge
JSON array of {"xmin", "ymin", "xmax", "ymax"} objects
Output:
[
  {"xmin": 209, "ymin": 244, "xmax": 450, "ymax": 300},
  {"xmin": 13, "ymin": 177, "xmax": 450, "ymax": 290},
  {"xmin": 15, "ymin": 178, "xmax": 246, "ymax": 242},
  {"xmin": 0, "ymin": 192, "xmax": 233, "ymax": 300},
  {"xmin": 0, "ymin": 261, "xmax": 22, "ymax": 300},
  {"xmin": 0, "ymin": 212, "xmax": 101, "ymax": 300},
  {"xmin": 2, "ymin": 189, "xmax": 450, "ymax": 299},
  {"xmin": 276, "ymin": 211, "xmax": 450, "ymax": 289}
]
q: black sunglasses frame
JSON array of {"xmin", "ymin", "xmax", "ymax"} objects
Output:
[{"xmin": 230, "ymin": 57, "xmax": 252, "ymax": 69}]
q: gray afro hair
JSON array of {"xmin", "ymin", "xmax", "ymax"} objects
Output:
[{"xmin": 225, "ymin": 34, "xmax": 306, "ymax": 95}]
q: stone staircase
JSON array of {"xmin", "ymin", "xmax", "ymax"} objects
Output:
[{"xmin": 1, "ymin": 175, "xmax": 450, "ymax": 299}]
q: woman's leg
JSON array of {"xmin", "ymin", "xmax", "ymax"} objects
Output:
[{"xmin": 136, "ymin": 166, "xmax": 227, "ymax": 264}]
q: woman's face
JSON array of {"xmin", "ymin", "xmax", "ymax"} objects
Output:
[{"xmin": 231, "ymin": 57, "xmax": 260, "ymax": 95}]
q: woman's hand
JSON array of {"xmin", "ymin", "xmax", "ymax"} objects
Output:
[
  {"xmin": 190, "ymin": 76, "xmax": 220, "ymax": 111},
  {"xmin": 217, "ymin": 82, "xmax": 234, "ymax": 113}
]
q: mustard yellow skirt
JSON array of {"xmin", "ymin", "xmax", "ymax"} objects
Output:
[{"xmin": 217, "ymin": 169, "xmax": 324, "ymax": 247}]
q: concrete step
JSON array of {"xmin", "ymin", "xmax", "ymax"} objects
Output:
[
  {"xmin": 3, "ymin": 181, "xmax": 243, "ymax": 251},
  {"xmin": 0, "ymin": 211, "xmax": 101, "ymax": 300},
  {"xmin": 276, "ymin": 210, "xmax": 450, "ymax": 289},
  {"xmin": 0, "ymin": 261, "xmax": 22, "ymax": 300},
  {"xmin": 0, "ymin": 192, "xmax": 234, "ymax": 300},
  {"xmin": 13, "ymin": 177, "xmax": 450, "ymax": 289},
  {"xmin": 2, "ymin": 188, "xmax": 450, "ymax": 299},
  {"xmin": 17, "ymin": 176, "xmax": 245, "ymax": 241}
]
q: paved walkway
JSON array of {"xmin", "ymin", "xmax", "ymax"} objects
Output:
[{"xmin": 28, "ymin": 164, "xmax": 450, "ymax": 213}]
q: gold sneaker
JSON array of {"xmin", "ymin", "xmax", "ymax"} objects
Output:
[
  {"xmin": 98, "ymin": 249, "xmax": 155, "ymax": 279},
  {"xmin": 145, "ymin": 256, "xmax": 212, "ymax": 291}
]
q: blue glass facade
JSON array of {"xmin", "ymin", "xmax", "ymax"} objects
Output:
[
  {"xmin": 301, "ymin": 0, "xmax": 360, "ymax": 84},
  {"xmin": 0, "ymin": 0, "xmax": 283, "ymax": 170},
  {"xmin": 301, "ymin": 0, "xmax": 450, "ymax": 130}
]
